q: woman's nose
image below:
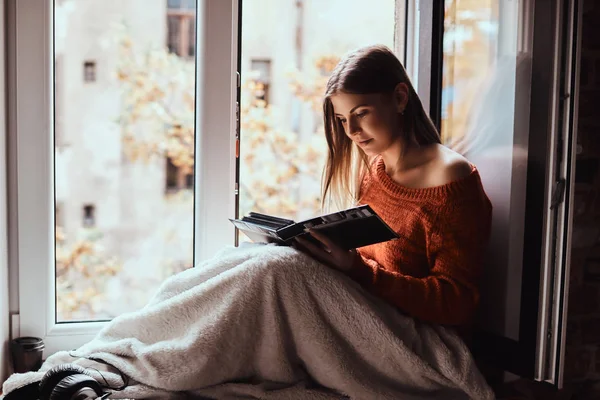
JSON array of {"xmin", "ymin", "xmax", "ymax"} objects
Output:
[{"xmin": 347, "ymin": 117, "xmax": 360, "ymax": 135}]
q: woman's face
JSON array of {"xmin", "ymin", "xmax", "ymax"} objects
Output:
[{"xmin": 330, "ymin": 89, "xmax": 405, "ymax": 156}]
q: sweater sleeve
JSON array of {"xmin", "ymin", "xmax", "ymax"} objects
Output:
[{"xmin": 349, "ymin": 196, "xmax": 491, "ymax": 327}]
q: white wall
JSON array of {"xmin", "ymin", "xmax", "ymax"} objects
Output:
[{"xmin": 0, "ymin": 0, "xmax": 10, "ymax": 384}]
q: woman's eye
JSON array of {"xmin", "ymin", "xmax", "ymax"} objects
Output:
[
  {"xmin": 338, "ymin": 118, "xmax": 346, "ymax": 124},
  {"xmin": 356, "ymin": 110, "xmax": 368, "ymax": 118}
]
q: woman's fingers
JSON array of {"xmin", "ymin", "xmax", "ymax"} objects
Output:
[
  {"xmin": 306, "ymin": 229, "xmax": 343, "ymax": 255},
  {"xmin": 295, "ymin": 235, "xmax": 326, "ymax": 254},
  {"xmin": 295, "ymin": 232, "xmax": 359, "ymax": 273},
  {"xmin": 295, "ymin": 236, "xmax": 332, "ymax": 265}
]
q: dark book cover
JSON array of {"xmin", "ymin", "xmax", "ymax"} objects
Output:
[{"xmin": 230, "ymin": 205, "xmax": 399, "ymax": 251}]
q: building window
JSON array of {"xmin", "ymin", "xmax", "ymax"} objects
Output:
[
  {"xmin": 167, "ymin": 0, "xmax": 197, "ymax": 58},
  {"xmin": 166, "ymin": 157, "xmax": 194, "ymax": 193},
  {"xmin": 250, "ymin": 59, "xmax": 271, "ymax": 104},
  {"xmin": 83, "ymin": 61, "xmax": 96, "ymax": 82},
  {"xmin": 82, "ymin": 204, "xmax": 96, "ymax": 227},
  {"xmin": 166, "ymin": 157, "xmax": 179, "ymax": 191},
  {"xmin": 185, "ymin": 172, "xmax": 194, "ymax": 189}
]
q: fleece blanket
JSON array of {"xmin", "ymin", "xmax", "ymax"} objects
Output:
[{"xmin": 2, "ymin": 243, "xmax": 495, "ymax": 399}]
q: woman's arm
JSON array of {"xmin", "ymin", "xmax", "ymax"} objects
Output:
[{"xmin": 348, "ymin": 198, "xmax": 492, "ymax": 327}]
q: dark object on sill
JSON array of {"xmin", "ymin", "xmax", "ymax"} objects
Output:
[
  {"xmin": 2, "ymin": 381, "xmax": 40, "ymax": 400},
  {"xmin": 9, "ymin": 336, "xmax": 44, "ymax": 373},
  {"xmin": 39, "ymin": 364, "xmax": 106, "ymax": 400},
  {"xmin": 2, "ymin": 363, "xmax": 111, "ymax": 400}
]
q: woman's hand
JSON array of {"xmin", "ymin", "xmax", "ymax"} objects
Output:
[{"xmin": 293, "ymin": 229, "xmax": 363, "ymax": 273}]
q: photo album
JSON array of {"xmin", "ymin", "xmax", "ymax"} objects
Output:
[{"xmin": 230, "ymin": 204, "xmax": 399, "ymax": 251}]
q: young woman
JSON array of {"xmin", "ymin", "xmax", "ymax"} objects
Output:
[
  {"xmin": 2, "ymin": 45, "xmax": 495, "ymax": 400},
  {"xmin": 295, "ymin": 44, "xmax": 493, "ymax": 338}
]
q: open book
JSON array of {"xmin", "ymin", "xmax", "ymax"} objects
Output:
[{"xmin": 230, "ymin": 204, "xmax": 399, "ymax": 251}]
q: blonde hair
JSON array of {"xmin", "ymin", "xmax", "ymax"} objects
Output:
[{"xmin": 321, "ymin": 45, "xmax": 441, "ymax": 210}]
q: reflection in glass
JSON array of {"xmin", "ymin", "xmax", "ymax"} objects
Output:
[{"xmin": 442, "ymin": 0, "xmax": 533, "ymax": 340}]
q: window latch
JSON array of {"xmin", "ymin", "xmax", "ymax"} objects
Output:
[{"xmin": 550, "ymin": 178, "xmax": 566, "ymax": 210}]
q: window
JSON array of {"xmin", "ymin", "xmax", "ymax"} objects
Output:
[
  {"xmin": 82, "ymin": 204, "xmax": 95, "ymax": 227},
  {"xmin": 83, "ymin": 61, "xmax": 96, "ymax": 82},
  {"xmin": 185, "ymin": 172, "xmax": 194, "ymax": 189},
  {"xmin": 12, "ymin": 0, "xmax": 578, "ymax": 383},
  {"xmin": 166, "ymin": 157, "xmax": 179, "ymax": 191},
  {"xmin": 165, "ymin": 157, "xmax": 193, "ymax": 193},
  {"xmin": 441, "ymin": 0, "xmax": 532, "ymax": 343},
  {"xmin": 167, "ymin": 0, "xmax": 196, "ymax": 57},
  {"xmin": 13, "ymin": 0, "xmax": 405, "ymax": 356},
  {"xmin": 12, "ymin": 0, "xmax": 237, "ymax": 353},
  {"xmin": 250, "ymin": 59, "xmax": 271, "ymax": 104},
  {"xmin": 238, "ymin": 0, "xmax": 397, "ymax": 245},
  {"xmin": 53, "ymin": 1, "xmax": 198, "ymax": 322}
]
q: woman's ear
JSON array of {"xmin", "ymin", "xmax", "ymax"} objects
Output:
[{"xmin": 394, "ymin": 83, "xmax": 409, "ymax": 113}]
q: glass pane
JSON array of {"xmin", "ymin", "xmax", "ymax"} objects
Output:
[
  {"xmin": 442, "ymin": 0, "xmax": 533, "ymax": 340},
  {"xmin": 167, "ymin": 0, "xmax": 195, "ymax": 10},
  {"xmin": 54, "ymin": 0, "xmax": 197, "ymax": 322},
  {"xmin": 168, "ymin": 0, "xmax": 182, "ymax": 9},
  {"xmin": 239, "ymin": 0, "xmax": 396, "ymax": 242}
]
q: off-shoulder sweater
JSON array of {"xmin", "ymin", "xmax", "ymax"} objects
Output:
[{"xmin": 350, "ymin": 156, "xmax": 493, "ymax": 329}]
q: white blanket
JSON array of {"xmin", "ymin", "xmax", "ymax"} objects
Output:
[{"xmin": 2, "ymin": 244, "xmax": 495, "ymax": 399}]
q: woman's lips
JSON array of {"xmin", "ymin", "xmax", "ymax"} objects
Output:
[{"xmin": 358, "ymin": 139, "xmax": 373, "ymax": 146}]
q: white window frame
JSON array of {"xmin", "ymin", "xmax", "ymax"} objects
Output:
[
  {"xmin": 10, "ymin": 0, "xmax": 239, "ymax": 356},
  {"xmin": 0, "ymin": 0, "xmax": 9, "ymax": 384}
]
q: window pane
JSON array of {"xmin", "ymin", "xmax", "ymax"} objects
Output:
[
  {"xmin": 239, "ymin": 0, "xmax": 396, "ymax": 241},
  {"xmin": 168, "ymin": 0, "xmax": 182, "ymax": 9},
  {"xmin": 167, "ymin": 0, "xmax": 196, "ymax": 10},
  {"xmin": 442, "ymin": 0, "xmax": 533, "ymax": 340},
  {"xmin": 54, "ymin": 0, "xmax": 197, "ymax": 322}
]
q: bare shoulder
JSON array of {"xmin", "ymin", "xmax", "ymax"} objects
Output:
[
  {"xmin": 443, "ymin": 153, "xmax": 473, "ymax": 182},
  {"xmin": 429, "ymin": 145, "xmax": 473, "ymax": 186}
]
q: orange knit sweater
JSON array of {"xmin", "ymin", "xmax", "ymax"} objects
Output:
[{"xmin": 350, "ymin": 156, "xmax": 492, "ymax": 330}]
